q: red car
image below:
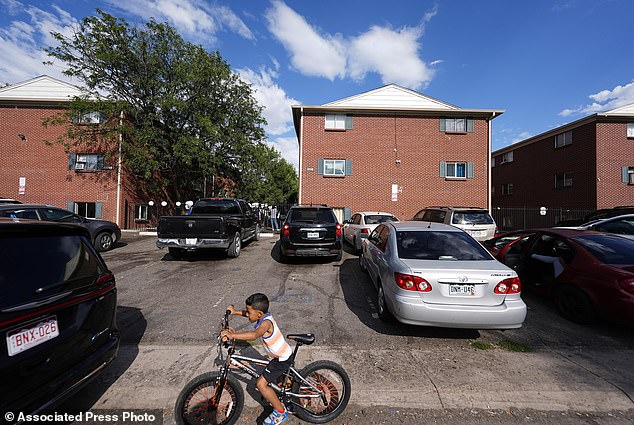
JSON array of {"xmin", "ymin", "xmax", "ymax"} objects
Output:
[{"xmin": 483, "ymin": 228, "xmax": 634, "ymax": 325}]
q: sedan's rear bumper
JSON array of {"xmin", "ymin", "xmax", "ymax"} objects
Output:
[{"xmin": 389, "ymin": 293, "xmax": 527, "ymax": 329}]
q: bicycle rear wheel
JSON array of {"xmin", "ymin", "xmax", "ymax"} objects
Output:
[
  {"xmin": 292, "ymin": 360, "xmax": 351, "ymax": 424},
  {"xmin": 175, "ymin": 372, "xmax": 244, "ymax": 425}
]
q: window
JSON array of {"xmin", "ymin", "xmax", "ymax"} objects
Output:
[
  {"xmin": 440, "ymin": 161, "xmax": 474, "ymax": 179},
  {"xmin": 623, "ymin": 166, "xmax": 634, "ymax": 184},
  {"xmin": 317, "ymin": 158, "xmax": 352, "ymax": 176},
  {"xmin": 136, "ymin": 205, "xmax": 148, "ymax": 220},
  {"xmin": 555, "ymin": 131, "xmax": 572, "ymax": 148},
  {"xmin": 70, "ymin": 153, "xmax": 105, "ymax": 171},
  {"xmin": 502, "ymin": 183, "xmax": 514, "ymax": 195},
  {"xmin": 325, "ymin": 114, "xmax": 352, "ymax": 130},
  {"xmin": 628, "ymin": 123, "xmax": 634, "ymax": 138},
  {"xmin": 75, "ymin": 202, "xmax": 97, "ymax": 218},
  {"xmin": 500, "ymin": 151, "xmax": 514, "ymax": 164},
  {"xmin": 73, "ymin": 111, "xmax": 105, "ymax": 124},
  {"xmin": 440, "ymin": 118, "xmax": 474, "ymax": 133},
  {"xmin": 555, "ymin": 172, "xmax": 573, "ymax": 188}
]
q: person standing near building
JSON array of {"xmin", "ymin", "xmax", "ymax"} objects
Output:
[{"xmin": 270, "ymin": 205, "xmax": 279, "ymax": 232}]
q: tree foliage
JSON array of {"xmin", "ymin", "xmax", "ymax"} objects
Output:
[{"xmin": 45, "ymin": 10, "xmax": 297, "ymax": 206}]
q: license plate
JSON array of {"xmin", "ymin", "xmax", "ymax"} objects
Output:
[
  {"xmin": 470, "ymin": 230, "xmax": 485, "ymax": 237},
  {"xmin": 186, "ymin": 238, "xmax": 197, "ymax": 245},
  {"xmin": 449, "ymin": 284, "xmax": 475, "ymax": 296},
  {"xmin": 306, "ymin": 232, "xmax": 320, "ymax": 239},
  {"xmin": 7, "ymin": 316, "xmax": 59, "ymax": 357}
]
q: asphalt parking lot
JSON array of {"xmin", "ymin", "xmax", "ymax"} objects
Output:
[{"xmin": 59, "ymin": 232, "xmax": 634, "ymax": 424}]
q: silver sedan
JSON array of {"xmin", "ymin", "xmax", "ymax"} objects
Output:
[
  {"xmin": 359, "ymin": 221, "xmax": 527, "ymax": 329},
  {"xmin": 343, "ymin": 211, "xmax": 398, "ymax": 252}
]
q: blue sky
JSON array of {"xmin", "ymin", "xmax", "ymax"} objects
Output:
[{"xmin": 2, "ymin": 0, "xmax": 634, "ymax": 170}]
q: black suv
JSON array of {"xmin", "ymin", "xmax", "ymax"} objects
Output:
[
  {"xmin": 0, "ymin": 204, "xmax": 121, "ymax": 251},
  {"xmin": 279, "ymin": 205, "xmax": 342, "ymax": 261},
  {"xmin": 0, "ymin": 219, "xmax": 119, "ymax": 415}
]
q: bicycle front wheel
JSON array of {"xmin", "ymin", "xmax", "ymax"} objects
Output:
[
  {"xmin": 292, "ymin": 360, "xmax": 351, "ymax": 424},
  {"xmin": 175, "ymin": 372, "xmax": 244, "ymax": 425}
]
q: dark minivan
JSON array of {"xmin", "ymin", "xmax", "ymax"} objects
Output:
[
  {"xmin": 0, "ymin": 219, "xmax": 119, "ymax": 415},
  {"xmin": 279, "ymin": 205, "xmax": 342, "ymax": 261}
]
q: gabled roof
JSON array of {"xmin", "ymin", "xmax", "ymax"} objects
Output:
[
  {"xmin": 0, "ymin": 75, "xmax": 85, "ymax": 102},
  {"xmin": 323, "ymin": 84, "xmax": 460, "ymax": 110},
  {"xmin": 292, "ymin": 84, "xmax": 504, "ymax": 139},
  {"xmin": 493, "ymin": 102, "xmax": 634, "ymax": 156}
]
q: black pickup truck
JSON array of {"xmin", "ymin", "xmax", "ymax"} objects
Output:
[{"xmin": 156, "ymin": 198, "xmax": 260, "ymax": 258}]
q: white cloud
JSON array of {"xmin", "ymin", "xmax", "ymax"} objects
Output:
[
  {"xmin": 511, "ymin": 131, "xmax": 533, "ymax": 144},
  {"xmin": 237, "ymin": 65, "xmax": 298, "ymax": 136},
  {"xmin": 106, "ymin": 0, "xmax": 254, "ymax": 42},
  {"xmin": 265, "ymin": 1, "xmax": 437, "ymax": 90},
  {"xmin": 559, "ymin": 80, "xmax": 634, "ymax": 116},
  {"xmin": 0, "ymin": 2, "xmax": 78, "ymax": 84},
  {"xmin": 265, "ymin": 0, "xmax": 346, "ymax": 80},
  {"xmin": 268, "ymin": 136, "xmax": 299, "ymax": 171}
]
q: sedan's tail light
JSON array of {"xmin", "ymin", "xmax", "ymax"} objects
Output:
[
  {"xmin": 335, "ymin": 223, "xmax": 342, "ymax": 237},
  {"xmin": 360, "ymin": 228, "xmax": 370, "ymax": 234},
  {"xmin": 618, "ymin": 278, "xmax": 634, "ymax": 295},
  {"xmin": 494, "ymin": 277, "xmax": 521, "ymax": 294},
  {"xmin": 394, "ymin": 272, "xmax": 432, "ymax": 292},
  {"xmin": 282, "ymin": 224, "xmax": 290, "ymax": 237}
]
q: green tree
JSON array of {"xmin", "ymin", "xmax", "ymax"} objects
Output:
[{"xmin": 45, "ymin": 10, "xmax": 296, "ymax": 205}]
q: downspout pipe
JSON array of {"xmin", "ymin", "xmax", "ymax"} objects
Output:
[
  {"xmin": 298, "ymin": 107, "xmax": 304, "ymax": 205},
  {"xmin": 487, "ymin": 112, "xmax": 498, "ymax": 214},
  {"xmin": 115, "ymin": 111, "xmax": 123, "ymax": 226}
]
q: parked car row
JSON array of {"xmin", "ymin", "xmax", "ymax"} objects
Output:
[{"xmin": 0, "ymin": 204, "xmax": 121, "ymax": 252}]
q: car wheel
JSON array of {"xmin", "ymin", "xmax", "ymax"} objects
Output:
[
  {"xmin": 95, "ymin": 231, "xmax": 114, "ymax": 252},
  {"xmin": 227, "ymin": 232, "xmax": 241, "ymax": 258},
  {"xmin": 334, "ymin": 250, "xmax": 342, "ymax": 262},
  {"xmin": 359, "ymin": 252, "xmax": 368, "ymax": 273},
  {"xmin": 377, "ymin": 283, "xmax": 394, "ymax": 322},
  {"xmin": 556, "ymin": 286, "xmax": 595, "ymax": 324},
  {"xmin": 254, "ymin": 224, "xmax": 261, "ymax": 241}
]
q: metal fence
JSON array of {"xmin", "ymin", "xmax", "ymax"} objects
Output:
[{"xmin": 492, "ymin": 207, "xmax": 593, "ymax": 232}]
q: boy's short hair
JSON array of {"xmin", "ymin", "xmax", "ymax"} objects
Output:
[{"xmin": 246, "ymin": 293, "xmax": 269, "ymax": 313}]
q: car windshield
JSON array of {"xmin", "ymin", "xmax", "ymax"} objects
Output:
[
  {"xmin": 574, "ymin": 234, "xmax": 634, "ymax": 265},
  {"xmin": 289, "ymin": 208, "xmax": 335, "ymax": 224},
  {"xmin": 192, "ymin": 200, "xmax": 240, "ymax": 214},
  {"xmin": 364, "ymin": 214, "xmax": 397, "ymax": 225},
  {"xmin": 396, "ymin": 230, "xmax": 493, "ymax": 261},
  {"xmin": 451, "ymin": 211, "xmax": 494, "ymax": 225}
]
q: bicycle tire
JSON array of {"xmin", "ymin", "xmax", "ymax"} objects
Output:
[
  {"xmin": 292, "ymin": 360, "xmax": 351, "ymax": 424},
  {"xmin": 175, "ymin": 372, "xmax": 244, "ymax": 425}
]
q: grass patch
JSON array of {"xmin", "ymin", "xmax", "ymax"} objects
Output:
[
  {"xmin": 497, "ymin": 339, "xmax": 532, "ymax": 352},
  {"xmin": 470, "ymin": 340, "xmax": 495, "ymax": 350}
]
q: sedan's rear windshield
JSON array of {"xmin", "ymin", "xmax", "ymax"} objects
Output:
[
  {"xmin": 365, "ymin": 215, "xmax": 398, "ymax": 225},
  {"xmin": 574, "ymin": 234, "xmax": 634, "ymax": 265},
  {"xmin": 396, "ymin": 231, "xmax": 493, "ymax": 261},
  {"xmin": 192, "ymin": 200, "xmax": 240, "ymax": 214},
  {"xmin": 452, "ymin": 211, "xmax": 495, "ymax": 225},
  {"xmin": 288, "ymin": 208, "xmax": 336, "ymax": 224}
]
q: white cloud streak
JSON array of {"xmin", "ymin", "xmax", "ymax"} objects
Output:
[
  {"xmin": 559, "ymin": 80, "xmax": 634, "ymax": 116},
  {"xmin": 265, "ymin": 1, "xmax": 437, "ymax": 90},
  {"xmin": 106, "ymin": 0, "xmax": 254, "ymax": 43}
]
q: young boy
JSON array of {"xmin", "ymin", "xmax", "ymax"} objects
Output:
[{"xmin": 220, "ymin": 293, "xmax": 292, "ymax": 425}]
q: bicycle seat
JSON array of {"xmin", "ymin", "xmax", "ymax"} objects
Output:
[{"xmin": 287, "ymin": 333, "xmax": 315, "ymax": 345}]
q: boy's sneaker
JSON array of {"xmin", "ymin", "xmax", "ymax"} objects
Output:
[{"xmin": 263, "ymin": 409, "xmax": 288, "ymax": 425}]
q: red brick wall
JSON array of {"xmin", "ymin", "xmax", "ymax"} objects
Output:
[
  {"xmin": 491, "ymin": 122, "xmax": 598, "ymax": 209},
  {"xmin": 300, "ymin": 113, "xmax": 489, "ymax": 220},
  {"xmin": 0, "ymin": 103, "xmax": 133, "ymax": 225},
  {"xmin": 596, "ymin": 121, "xmax": 634, "ymax": 208}
]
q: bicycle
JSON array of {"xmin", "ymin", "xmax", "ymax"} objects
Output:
[{"xmin": 175, "ymin": 310, "xmax": 351, "ymax": 425}]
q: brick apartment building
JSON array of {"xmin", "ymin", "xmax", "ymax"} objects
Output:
[
  {"xmin": 291, "ymin": 84, "xmax": 503, "ymax": 221},
  {"xmin": 491, "ymin": 104, "xmax": 634, "ymax": 229},
  {"xmin": 0, "ymin": 75, "xmax": 145, "ymax": 228}
]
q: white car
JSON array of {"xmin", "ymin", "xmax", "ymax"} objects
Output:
[
  {"xmin": 343, "ymin": 212, "xmax": 398, "ymax": 252},
  {"xmin": 359, "ymin": 221, "xmax": 527, "ymax": 329},
  {"xmin": 576, "ymin": 214, "xmax": 634, "ymax": 240}
]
